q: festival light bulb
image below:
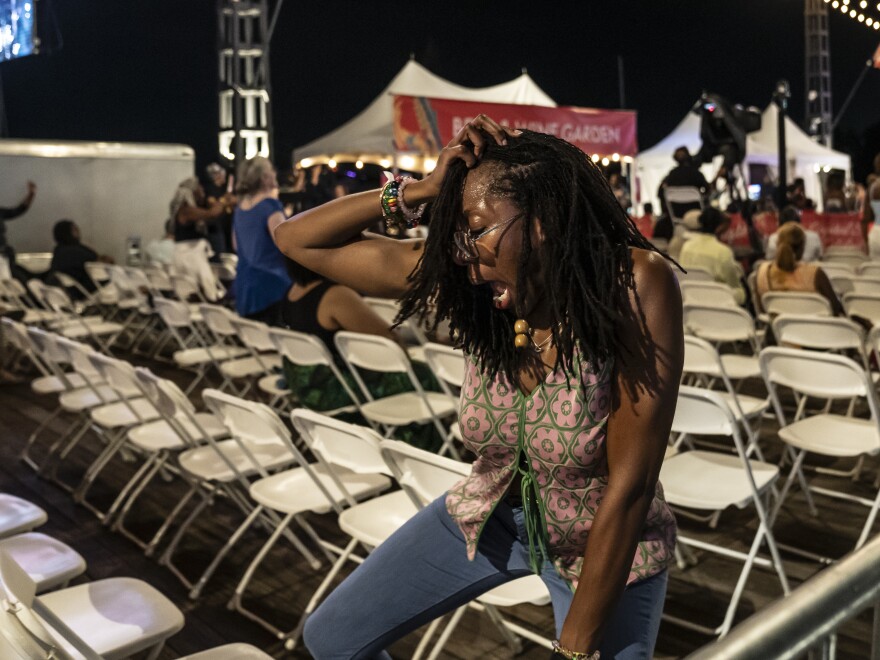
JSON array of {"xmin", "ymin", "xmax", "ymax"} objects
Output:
[
  {"xmin": 327, "ymin": 159, "xmax": 337, "ymax": 168},
  {"xmin": 378, "ymin": 158, "xmax": 392, "ymax": 168},
  {"xmin": 299, "ymin": 158, "xmax": 313, "ymax": 168},
  {"xmin": 832, "ymin": 1, "xmax": 839, "ymax": 7},
  {"xmin": 591, "ymin": 154, "xmax": 600, "ymax": 162},
  {"xmin": 859, "ymin": 0, "xmax": 867, "ymax": 6},
  {"xmin": 423, "ymin": 158, "xmax": 437, "ymax": 172},
  {"xmin": 611, "ymin": 153, "xmax": 620, "ymax": 162},
  {"xmin": 355, "ymin": 160, "xmax": 364, "ymax": 169},
  {"xmin": 858, "ymin": 13, "xmax": 865, "ymax": 20}
]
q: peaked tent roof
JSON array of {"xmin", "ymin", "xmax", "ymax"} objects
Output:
[
  {"xmin": 294, "ymin": 60, "xmax": 556, "ymax": 161},
  {"xmin": 749, "ymin": 104, "xmax": 850, "ymax": 169}
]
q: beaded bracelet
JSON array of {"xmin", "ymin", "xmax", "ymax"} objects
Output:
[{"xmin": 380, "ymin": 175, "xmax": 425, "ymax": 236}]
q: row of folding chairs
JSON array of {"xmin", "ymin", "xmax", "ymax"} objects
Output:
[
  {"xmin": 0, "ymin": 493, "xmax": 269, "ymax": 659},
  {"xmin": 2, "ymin": 317, "xmax": 553, "ymax": 654}
]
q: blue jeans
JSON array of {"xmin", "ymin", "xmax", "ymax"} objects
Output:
[{"xmin": 304, "ymin": 495, "xmax": 667, "ymax": 659}]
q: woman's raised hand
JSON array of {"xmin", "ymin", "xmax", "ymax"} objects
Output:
[{"xmin": 404, "ymin": 115, "xmax": 522, "ymax": 205}]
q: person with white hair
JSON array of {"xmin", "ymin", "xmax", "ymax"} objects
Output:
[{"xmin": 170, "ymin": 177, "xmax": 225, "ymax": 301}]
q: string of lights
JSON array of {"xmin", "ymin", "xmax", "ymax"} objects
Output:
[{"xmin": 824, "ymin": 0, "xmax": 880, "ymax": 30}]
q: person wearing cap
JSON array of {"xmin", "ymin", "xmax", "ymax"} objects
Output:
[
  {"xmin": 678, "ymin": 206, "xmax": 746, "ymax": 304},
  {"xmin": 665, "ymin": 208, "xmax": 701, "ymax": 261},
  {"xmin": 204, "ymin": 162, "xmax": 236, "ymax": 258}
]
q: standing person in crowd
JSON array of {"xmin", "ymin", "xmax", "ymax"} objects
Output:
[
  {"xmin": 49, "ymin": 220, "xmax": 113, "ymax": 298},
  {"xmin": 203, "ymin": 162, "xmax": 236, "ymax": 258},
  {"xmin": 679, "ymin": 206, "xmax": 746, "ymax": 304},
  {"xmin": 754, "ymin": 223, "xmax": 843, "ymax": 316},
  {"xmin": 232, "ymin": 156, "xmax": 291, "ymax": 323},
  {"xmin": 765, "ymin": 205, "xmax": 822, "ymax": 262},
  {"xmin": 863, "ymin": 173, "xmax": 880, "ymax": 257},
  {"xmin": 0, "ymin": 181, "xmax": 37, "ymax": 281},
  {"xmin": 273, "ymin": 116, "xmax": 681, "ymax": 659},
  {"xmin": 607, "ymin": 171, "xmax": 631, "ymax": 212},
  {"xmin": 658, "ymin": 146, "xmax": 708, "ymax": 218},
  {"xmin": 824, "ymin": 172, "xmax": 848, "ymax": 213},
  {"xmin": 170, "ymin": 177, "xmax": 225, "ymax": 301}
]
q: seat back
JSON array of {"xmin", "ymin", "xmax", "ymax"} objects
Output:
[
  {"xmin": 144, "ymin": 266, "xmax": 173, "ymax": 292},
  {"xmin": 25, "ymin": 327, "xmax": 71, "ymax": 370},
  {"xmin": 334, "ymin": 331, "xmax": 411, "ymax": 374},
  {"xmin": 760, "ymin": 347, "xmax": 876, "ymax": 406},
  {"xmin": 843, "ymin": 293, "xmax": 880, "ymax": 325},
  {"xmin": 291, "ymin": 409, "xmax": 388, "ymax": 476},
  {"xmin": 682, "ymin": 304, "xmax": 756, "ymax": 345},
  {"xmin": 663, "ymin": 186, "xmax": 704, "ymax": 224},
  {"xmin": 379, "ymin": 439, "xmax": 470, "ymax": 508},
  {"xmin": 363, "ymin": 297, "xmax": 427, "ymax": 345},
  {"xmin": 677, "ymin": 267, "xmax": 714, "ymax": 283},
  {"xmin": 229, "ymin": 317, "xmax": 275, "ymax": 353},
  {"xmin": 819, "ymin": 262, "xmax": 856, "ymax": 279},
  {"xmin": 822, "ymin": 253, "xmax": 868, "ymax": 270},
  {"xmin": 153, "ymin": 296, "xmax": 192, "ymax": 329},
  {"xmin": 771, "ymin": 314, "xmax": 865, "ymax": 355},
  {"xmin": 84, "ymin": 262, "xmax": 111, "ymax": 285},
  {"xmin": 170, "ymin": 274, "xmax": 201, "ymax": 302},
  {"xmin": 202, "ymin": 388, "xmax": 296, "ymax": 478},
  {"xmin": 53, "ymin": 272, "xmax": 92, "ymax": 301},
  {"xmin": 40, "ymin": 285, "xmax": 74, "ymax": 315},
  {"xmin": 679, "ymin": 281, "xmax": 739, "ymax": 307},
  {"xmin": 422, "ymin": 343, "xmax": 466, "ymax": 400},
  {"xmin": 134, "ymin": 367, "xmax": 194, "ymax": 418},
  {"xmin": 852, "ymin": 276, "xmax": 880, "ymax": 296},
  {"xmin": 199, "ymin": 304, "xmax": 237, "ymax": 338},
  {"xmin": 1, "ymin": 318, "xmax": 41, "ymax": 365},
  {"xmin": 828, "ymin": 275, "xmax": 854, "ymax": 297},
  {"xmin": 857, "ymin": 262, "xmax": 880, "ymax": 278},
  {"xmin": 682, "ymin": 335, "xmax": 725, "ymax": 378},
  {"xmin": 85, "ymin": 352, "xmax": 143, "ymax": 400},
  {"xmin": 761, "ymin": 291, "xmax": 831, "ymax": 317},
  {"xmin": 0, "ymin": 550, "xmax": 101, "ymax": 660},
  {"xmin": 672, "ymin": 385, "xmax": 739, "ymax": 441}
]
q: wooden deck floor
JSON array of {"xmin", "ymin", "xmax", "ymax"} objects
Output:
[{"xmin": 0, "ymin": 349, "xmax": 876, "ymax": 659}]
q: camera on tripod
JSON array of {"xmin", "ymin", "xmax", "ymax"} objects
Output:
[{"xmin": 693, "ymin": 92, "xmax": 762, "ymax": 171}]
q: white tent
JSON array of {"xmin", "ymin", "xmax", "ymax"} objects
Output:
[
  {"xmin": 636, "ymin": 101, "xmax": 851, "ymax": 212},
  {"xmin": 293, "ymin": 59, "xmax": 556, "ymax": 166},
  {"xmin": 748, "ymin": 104, "xmax": 851, "ymax": 207}
]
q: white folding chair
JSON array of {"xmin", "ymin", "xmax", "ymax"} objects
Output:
[
  {"xmin": 380, "ymin": 440, "xmax": 553, "ymax": 658},
  {"xmin": 334, "ymin": 331, "xmax": 457, "ymax": 449},
  {"xmin": 771, "ymin": 314, "xmax": 868, "ymax": 369},
  {"xmin": 34, "ymin": 283, "xmax": 124, "ymax": 354},
  {"xmin": 281, "ymin": 409, "xmax": 416, "ymax": 650},
  {"xmin": 858, "ymin": 262, "xmax": 880, "ymax": 278},
  {"xmin": 0, "ymin": 549, "xmax": 184, "ymax": 660},
  {"xmin": 422, "ymin": 342, "xmax": 467, "ymax": 459},
  {"xmin": 828, "ymin": 274, "xmax": 854, "ymax": 297},
  {"xmin": 202, "ymin": 390, "xmax": 390, "ymax": 636},
  {"xmin": 682, "ymin": 303, "xmax": 762, "ymax": 367},
  {"xmin": 199, "ymin": 304, "xmax": 280, "ymax": 395},
  {"xmin": 226, "ymin": 316, "xmax": 284, "ymax": 399},
  {"xmin": 363, "ymin": 296, "xmax": 429, "ymax": 361},
  {"xmin": 179, "ymin": 644, "xmax": 273, "ymax": 660},
  {"xmin": 266, "ymin": 326, "xmax": 360, "ymax": 417},
  {"xmin": 822, "ymin": 252, "xmax": 868, "ymax": 270},
  {"xmin": 679, "ymin": 281, "xmax": 739, "ymax": 308},
  {"xmin": 663, "ymin": 185, "xmax": 704, "ymax": 224},
  {"xmin": 0, "ymin": 532, "xmax": 85, "ymax": 594},
  {"xmin": 844, "ymin": 292, "xmax": 880, "ymax": 326},
  {"xmin": 677, "ymin": 267, "xmax": 715, "ymax": 284},
  {"xmin": 52, "ymin": 272, "xmax": 101, "ymax": 311},
  {"xmin": 660, "ymin": 386, "xmax": 788, "ymax": 638},
  {"xmin": 819, "ymin": 262, "xmax": 856, "ymax": 279},
  {"xmin": 761, "ymin": 347, "xmax": 880, "ymax": 553},
  {"xmin": 681, "ymin": 336, "xmax": 768, "ymax": 460},
  {"xmin": 762, "ymin": 291, "xmax": 832, "ymax": 318},
  {"xmin": 0, "ymin": 495, "xmax": 47, "ymax": 540},
  {"xmin": 153, "ymin": 297, "xmax": 247, "ymax": 393}
]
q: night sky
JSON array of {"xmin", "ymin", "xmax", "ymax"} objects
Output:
[{"xmin": 2, "ymin": 0, "xmax": 879, "ymax": 180}]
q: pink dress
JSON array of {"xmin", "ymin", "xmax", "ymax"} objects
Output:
[{"xmin": 445, "ymin": 353, "xmax": 676, "ymax": 588}]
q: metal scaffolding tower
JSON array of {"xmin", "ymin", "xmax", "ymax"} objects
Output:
[
  {"xmin": 804, "ymin": 0, "xmax": 833, "ymax": 146},
  {"xmin": 217, "ymin": 0, "xmax": 273, "ymax": 164}
]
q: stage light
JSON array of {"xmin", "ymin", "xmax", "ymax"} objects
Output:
[
  {"xmin": 299, "ymin": 158, "xmax": 313, "ymax": 168},
  {"xmin": 813, "ymin": 164, "xmax": 821, "ymax": 173},
  {"xmin": 355, "ymin": 160, "xmax": 364, "ymax": 169},
  {"xmin": 841, "ymin": 5, "xmax": 848, "ymax": 12},
  {"xmin": 843, "ymin": 0, "xmax": 849, "ymax": 5},
  {"xmin": 823, "ymin": 165, "xmax": 832, "ymax": 173},
  {"xmin": 328, "ymin": 159, "xmax": 337, "ymax": 168},
  {"xmin": 424, "ymin": 158, "xmax": 437, "ymax": 172}
]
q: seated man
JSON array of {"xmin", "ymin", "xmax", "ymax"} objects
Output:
[
  {"xmin": 679, "ymin": 206, "xmax": 746, "ymax": 304},
  {"xmin": 765, "ymin": 205, "xmax": 822, "ymax": 262}
]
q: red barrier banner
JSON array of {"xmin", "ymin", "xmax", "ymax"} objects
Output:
[
  {"xmin": 720, "ymin": 211, "xmax": 864, "ymax": 249},
  {"xmin": 393, "ymin": 95, "xmax": 638, "ymax": 157}
]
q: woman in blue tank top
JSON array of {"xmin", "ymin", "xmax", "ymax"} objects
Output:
[{"xmin": 232, "ymin": 157, "xmax": 291, "ymax": 323}]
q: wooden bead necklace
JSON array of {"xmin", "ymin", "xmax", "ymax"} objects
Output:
[{"xmin": 513, "ymin": 318, "xmax": 554, "ymax": 353}]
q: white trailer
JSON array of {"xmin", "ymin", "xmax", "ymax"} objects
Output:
[{"xmin": 0, "ymin": 139, "xmax": 194, "ymax": 265}]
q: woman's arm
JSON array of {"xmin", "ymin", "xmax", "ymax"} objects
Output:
[
  {"xmin": 318, "ymin": 285, "xmax": 398, "ymax": 342},
  {"xmin": 271, "ymin": 115, "xmax": 519, "ymax": 299},
  {"xmin": 558, "ymin": 249, "xmax": 683, "ymax": 654}
]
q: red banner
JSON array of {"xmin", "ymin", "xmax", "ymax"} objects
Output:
[{"xmin": 393, "ymin": 95, "xmax": 638, "ymax": 157}]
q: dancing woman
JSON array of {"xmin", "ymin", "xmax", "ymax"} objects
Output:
[{"xmin": 272, "ymin": 116, "xmax": 682, "ymax": 660}]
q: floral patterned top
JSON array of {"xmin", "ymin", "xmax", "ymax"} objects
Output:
[{"xmin": 445, "ymin": 353, "xmax": 676, "ymax": 587}]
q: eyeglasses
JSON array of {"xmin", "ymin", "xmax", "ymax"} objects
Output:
[{"xmin": 453, "ymin": 213, "xmax": 523, "ymax": 263}]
